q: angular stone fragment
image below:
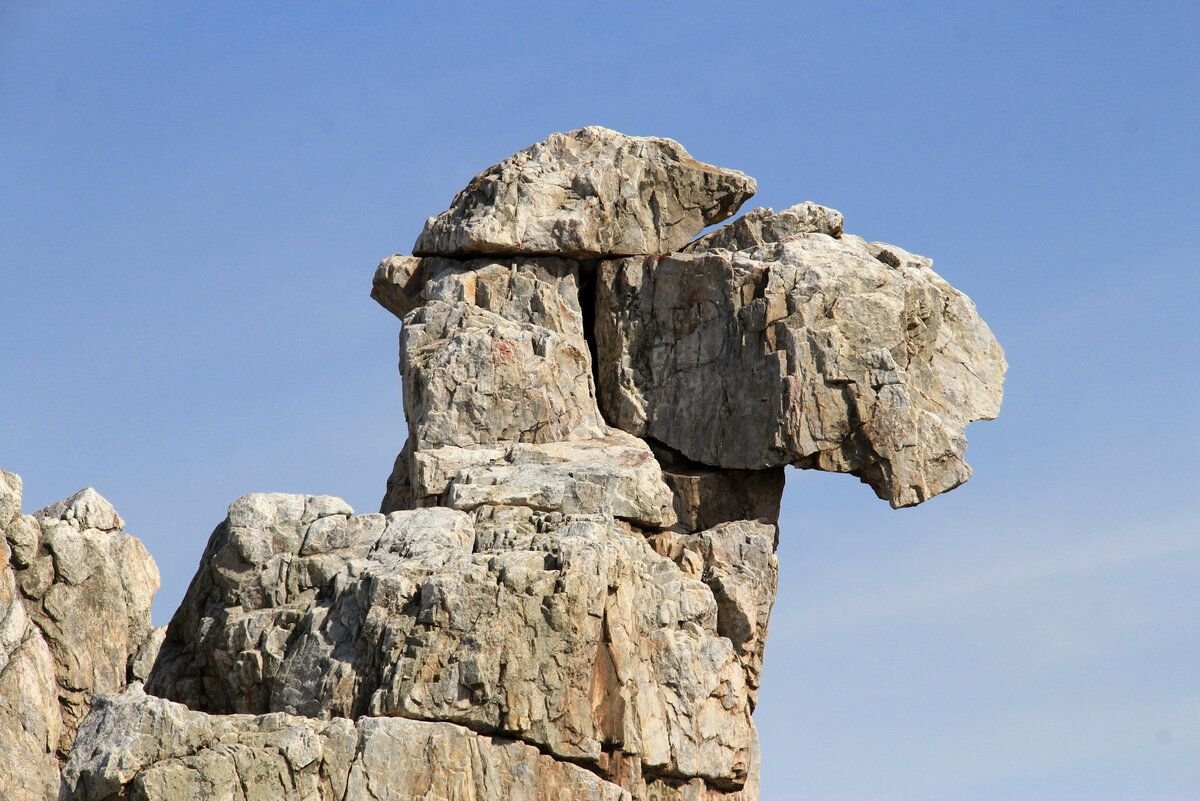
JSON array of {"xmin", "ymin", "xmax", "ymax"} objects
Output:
[
  {"xmin": 18, "ymin": 487, "xmax": 161, "ymax": 755},
  {"xmin": 382, "ymin": 431, "xmax": 677, "ymax": 530},
  {"xmin": 649, "ymin": 521, "xmax": 778, "ymax": 699},
  {"xmin": 0, "ymin": 469, "xmax": 21, "ymax": 527},
  {"xmin": 414, "ymin": 126, "xmax": 756, "ymax": 259},
  {"xmin": 147, "ymin": 493, "xmax": 754, "ymax": 794},
  {"xmin": 403, "ymin": 299, "xmax": 606, "ymax": 449},
  {"xmin": 596, "ymin": 222, "xmax": 1006, "ymax": 507},
  {"xmin": 684, "ymin": 202, "xmax": 844, "ymax": 252},
  {"xmin": 374, "ymin": 254, "xmax": 588, "ymax": 328},
  {"xmin": 63, "ymin": 684, "xmax": 628, "ymax": 801}
]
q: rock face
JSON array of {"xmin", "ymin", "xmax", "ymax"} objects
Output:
[
  {"xmin": 1, "ymin": 470, "xmax": 160, "ymax": 801},
  {"xmin": 64, "ymin": 685, "xmax": 627, "ymax": 801},
  {"xmin": 147, "ymin": 493, "xmax": 755, "ymax": 794},
  {"xmin": 53, "ymin": 127, "xmax": 1003, "ymax": 801},
  {"xmin": 596, "ymin": 215, "xmax": 1006, "ymax": 508},
  {"xmin": 414, "ymin": 126, "xmax": 756, "ymax": 259}
]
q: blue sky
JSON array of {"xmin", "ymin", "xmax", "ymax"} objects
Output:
[{"xmin": 2, "ymin": 3, "xmax": 1198, "ymax": 799}]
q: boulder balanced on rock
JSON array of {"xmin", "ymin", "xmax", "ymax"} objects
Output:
[{"xmin": 57, "ymin": 126, "xmax": 1005, "ymax": 801}]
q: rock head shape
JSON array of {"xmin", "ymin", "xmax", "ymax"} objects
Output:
[
  {"xmin": 597, "ymin": 212, "xmax": 1006, "ymax": 508},
  {"xmin": 414, "ymin": 125, "xmax": 757, "ymax": 259}
]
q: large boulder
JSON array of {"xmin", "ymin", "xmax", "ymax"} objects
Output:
[
  {"xmin": 596, "ymin": 209, "xmax": 1006, "ymax": 507},
  {"xmin": 413, "ymin": 126, "xmax": 756, "ymax": 259},
  {"xmin": 147, "ymin": 492, "xmax": 755, "ymax": 796}
]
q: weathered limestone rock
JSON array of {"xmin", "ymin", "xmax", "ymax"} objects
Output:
[
  {"xmin": 597, "ymin": 214, "xmax": 1006, "ymax": 507},
  {"xmin": 375, "ymin": 254, "xmax": 588, "ymax": 327},
  {"xmin": 384, "ymin": 429, "xmax": 676, "ymax": 529},
  {"xmin": 648, "ymin": 521, "xmax": 778, "ymax": 700},
  {"xmin": 47, "ymin": 127, "xmax": 1003, "ymax": 801},
  {"xmin": 63, "ymin": 684, "xmax": 629, "ymax": 801},
  {"xmin": 1, "ymin": 472, "xmax": 161, "ymax": 798},
  {"xmin": 1, "ymin": 471, "xmax": 63, "ymax": 801},
  {"xmin": 684, "ymin": 202, "xmax": 844, "ymax": 251},
  {"xmin": 19, "ymin": 488, "xmax": 161, "ymax": 754},
  {"xmin": 404, "ymin": 299, "xmax": 606, "ymax": 448},
  {"xmin": 147, "ymin": 492, "xmax": 753, "ymax": 795},
  {"xmin": 414, "ymin": 126, "xmax": 756, "ymax": 259}
]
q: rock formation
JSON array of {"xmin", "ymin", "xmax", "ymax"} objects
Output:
[
  {"xmin": 4, "ymin": 126, "xmax": 1004, "ymax": 800},
  {"xmin": 1, "ymin": 471, "xmax": 160, "ymax": 801}
]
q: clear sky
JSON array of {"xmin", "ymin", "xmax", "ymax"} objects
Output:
[{"xmin": 2, "ymin": 3, "xmax": 1198, "ymax": 799}]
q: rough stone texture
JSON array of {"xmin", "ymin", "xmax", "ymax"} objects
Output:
[
  {"xmin": 1, "ymin": 472, "xmax": 161, "ymax": 799},
  {"xmin": 414, "ymin": 126, "xmax": 756, "ymax": 259},
  {"xmin": 1, "ymin": 472, "xmax": 63, "ymax": 801},
  {"xmin": 597, "ymin": 220, "xmax": 1006, "ymax": 508},
  {"xmin": 147, "ymin": 493, "xmax": 753, "ymax": 795},
  {"xmin": 374, "ymin": 253, "xmax": 588, "ymax": 325},
  {"xmin": 63, "ymin": 684, "xmax": 629, "ymax": 801},
  {"xmin": 384, "ymin": 429, "xmax": 676, "ymax": 529},
  {"xmin": 649, "ymin": 443, "xmax": 784, "ymax": 534},
  {"xmin": 403, "ymin": 299, "xmax": 605, "ymax": 449},
  {"xmin": 684, "ymin": 202, "xmax": 844, "ymax": 252},
  {"xmin": 52, "ymin": 128, "xmax": 1005, "ymax": 801},
  {"xmin": 20, "ymin": 488, "xmax": 161, "ymax": 755},
  {"xmin": 395, "ymin": 256, "xmax": 611, "ymax": 456},
  {"xmin": 648, "ymin": 522, "xmax": 778, "ymax": 700}
]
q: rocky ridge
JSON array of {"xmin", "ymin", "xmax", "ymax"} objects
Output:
[{"xmin": 3, "ymin": 126, "xmax": 1004, "ymax": 800}]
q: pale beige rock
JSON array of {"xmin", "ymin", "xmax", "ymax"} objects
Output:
[
  {"xmin": 374, "ymin": 254, "xmax": 587, "ymax": 329},
  {"xmin": 370, "ymin": 253, "xmax": 425, "ymax": 319},
  {"xmin": 381, "ymin": 431, "xmax": 677, "ymax": 530},
  {"xmin": 63, "ymin": 684, "xmax": 629, "ymax": 801},
  {"xmin": 649, "ymin": 521, "xmax": 778, "ymax": 699},
  {"xmin": 0, "ymin": 469, "xmax": 21, "ymax": 527},
  {"xmin": 18, "ymin": 487, "xmax": 161, "ymax": 755},
  {"xmin": 685, "ymin": 202, "xmax": 844, "ymax": 252},
  {"xmin": 414, "ymin": 126, "xmax": 756, "ymax": 259},
  {"xmin": 1, "ymin": 529, "xmax": 63, "ymax": 801},
  {"xmin": 147, "ymin": 493, "xmax": 754, "ymax": 794},
  {"xmin": 596, "ymin": 224, "xmax": 1006, "ymax": 507},
  {"xmin": 403, "ymin": 299, "xmax": 606, "ymax": 449}
]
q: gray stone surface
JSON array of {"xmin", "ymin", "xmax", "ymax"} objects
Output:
[
  {"xmin": 146, "ymin": 492, "xmax": 754, "ymax": 795},
  {"xmin": 596, "ymin": 221, "xmax": 1006, "ymax": 507},
  {"xmin": 684, "ymin": 202, "xmax": 844, "ymax": 252},
  {"xmin": 1, "ymin": 472, "xmax": 161, "ymax": 799},
  {"xmin": 23, "ymin": 488, "xmax": 161, "ymax": 754},
  {"xmin": 649, "ymin": 521, "xmax": 778, "ymax": 700},
  {"xmin": 63, "ymin": 684, "xmax": 629, "ymax": 801},
  {"xmin": 414, "ymin": 126, "xmax": 756, "ymax": 259},
  {"xmin": 384, "ymin": 429, "xmax": 676, "ymax": 529},
  {"xmin": 1, "ymin": 513, "xmax": 63, "ymax": 801}
]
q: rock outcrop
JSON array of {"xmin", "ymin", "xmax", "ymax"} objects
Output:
[
  {"xmin": 1, "ymin": 470, "xmax": 160, "ymax": 801},
  {"xmin": 65, "ymin": 685, "xmax": 627, "ymax": 801},
  {"xmin": 596, "ymin": 213, "xmax": 1006, "ymax": 507},
  {"xmin": 39, "ymin": 126, "xmax": 1003, "ymax": 801},
  {"xmin": 413, "ymin": 126, "xmax": 756, "ymax": 259}
]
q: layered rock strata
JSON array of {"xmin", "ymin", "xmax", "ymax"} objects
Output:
[{"xmin": 50, "ymin": 126, "xmax": 1004, "ymax": 801}]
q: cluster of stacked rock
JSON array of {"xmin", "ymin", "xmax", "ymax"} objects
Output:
[{"xmin": 5, "ymin": 126, "xmax": 1004, "ymax": 801}]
